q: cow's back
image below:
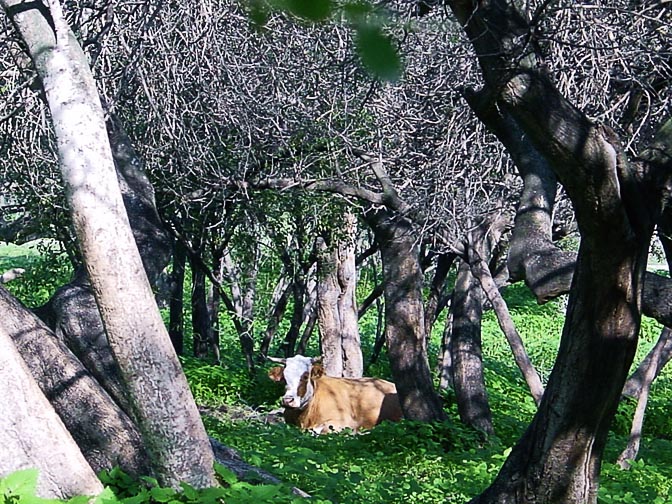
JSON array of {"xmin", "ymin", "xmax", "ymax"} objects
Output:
[
  {"xmin": 342, "ymin": 377, "xmax": 402, "ymax": 428},
  {"xmin": 304, "ymin": 376, "xmax": 402, "ymax": 432}
]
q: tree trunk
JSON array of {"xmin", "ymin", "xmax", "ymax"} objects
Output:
[
  {"xmin": 169, "ymin": 241, "xmax": 186, "ymax": 355},
  {"xmin": 1, "ymin": 285, "xmax": 150, "ymax": 476},
  {"xmin": 221, "ymin": 248, "xmax": 257, "ymax": 371},
  {"xmin": 316, "ymin": 213, "xmax": 363, "ymax": 378},
  {"xmin": 468, "ymin": 245, "xmax": 544, "ymax": 405},
  {"xmin": 438, "ymin": 307, "xmax": 454, "ymax": 391},
  {"xmin": 259, "ymin": 275, "xmax": 291, "ymax": 358},
  {"xmin": 622, "ymin": 328, "xmax": 672, "ymax": 398},
  {"xmin": 208, "ymin": 249, "xmax": 222, "ymax": 365},
  {"xmin": 450, "ymin": 259, "xmax": 495, "ymax": 435},
  {"xmin": 425, "ymin": 253, "xmax": 455, "ymax": 338},
  {"xmin": 191, "ymin": 257, "xmax": 212, "ymax": 359},
  {"xmin": 447, "ymin": 1, "xmax": 665, "ymax": 501},
  {"xmin": 365, "ymin": 208, "xmax": 446, "ymax": 422},
  {"xmin": 3, "ymin": 0, "xmax": 215, "ymax": 487},
  {"xmin": 0, "ymin": 323, "xmax": 103, "ymax": 499},
  {"xmin": 280, "ymin": 275, "xmax": 308, "ymax": 357}
]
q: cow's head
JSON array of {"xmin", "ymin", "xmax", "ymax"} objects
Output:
[{"xmin": 268, "ymin": 355, "xmax": 323, "ymax": 410}]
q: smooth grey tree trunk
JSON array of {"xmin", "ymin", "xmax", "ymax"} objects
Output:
[
  {"xmin": 1, "ymin": 285, "xmax": 150, "ymax": 476},
  {"xmin": 2, "ymin": 0, "xmax": 215, "ymax": 487},
  {"xmin": 0, "ymin": 323, "xmax": 103, "ymax": 499}
]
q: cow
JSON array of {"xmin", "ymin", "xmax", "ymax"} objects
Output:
[{"xmin": 267, "ymin": 355, "xmax": 403, "ymax": 434}]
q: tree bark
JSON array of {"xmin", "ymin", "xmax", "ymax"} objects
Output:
[
  {"xmin": 365, "ymin": 208, "xmax": 446, "ymax": 422},
  {"xmin": 190, "ymin": 257, "xmax": 212, "ymax": 359},
  {"xmin": 259, "ymin": 275, "xmax": 291, "ymax": 358},
  {"xmin": 316, "ymin": 213, "xmax": 363, "ymax": 378},
  {"xmin": 3, "ymin": 0, "xmax": 215, "ymax": 487},
  {"xmin": 447, "ymin": 1, "xmax": 665, "ymax": 501},
  {"xmin": 425, "ymin": 253, "xmax": 455, "ymax": 338},
  {"xmin": 221, "ymin": 248, "xmax": 257, "ymax": 371},
  {"xmin": 169, "ymin": 241, "xmax": 187, "ymax": 355},
  {"xmin": 468, "ymin": 245, "xmax": 544, "ymax": 406},
  {"xmin": 0, "ymin": 323, "xmax": 103, "ymax": 499},
  {"xmin": 622, "ymin": 328, "xmax": 672, "ymax": 398},
  {"xmin": 439, "ymin": 307, "xmax": 454, "ymax": 391},
  {"xmin": 450, "ymin": 259, "xmax": 495, "ymax": 434},
  {"xmin": 617, "ymin": 327, "xmax": 669, "ymax": 469},
  {"xmin": 1, "ymin": 285, "xmax": 150, "ymax": 477}
]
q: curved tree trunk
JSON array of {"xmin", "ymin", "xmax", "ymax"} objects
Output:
[
  {"xmin": 365, "ymin": 208, "xmax": 446, "ymax": 422},
  {"xmin": 447, "ymin": 1, "xmax": 666, "ymax": 501},
  {"xmin": 617, "ymin": 327, "xmax": 669, "ymax": 468},
  {"xmin": 622, "ymin": 328, "xmax": 672, "ymax": 398},
  {"xmin": 3, "ymin": 0, "xmax": 215, "ymax": 487},
  {"xmin": 1, "ymin": 285, "xmax": 150, "ymax": 476}
]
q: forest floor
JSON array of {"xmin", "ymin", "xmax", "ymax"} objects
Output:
[{"xmin": 184, "ymin": 284, "xmax": 672, "ymax": 503}]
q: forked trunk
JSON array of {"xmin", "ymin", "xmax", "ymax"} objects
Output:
[{"xmin": 316, "ymin": 213, "xmax": 362, "ymax": 378}]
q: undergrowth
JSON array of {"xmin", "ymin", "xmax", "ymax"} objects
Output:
[{"xmin": 2, "ymin": 253, "xmax": 672, "ymax": 503}]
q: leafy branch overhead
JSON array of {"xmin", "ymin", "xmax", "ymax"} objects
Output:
[{"xmin": 248, "ymin": 0, "xmax": 403, "ymax": 81}]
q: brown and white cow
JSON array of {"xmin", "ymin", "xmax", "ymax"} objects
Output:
[{"xmin": 268, "ymin": 355, "xmax": 402, "ymax": 434}]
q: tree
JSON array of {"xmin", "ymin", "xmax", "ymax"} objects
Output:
[
  {"xmin": 443, "ymin": 0, "xmax": 672, "ymax": 501},
  {"xmin": 0, "ymin": 322, "xmax": 103, "ymax": 499},
  {"xmin": 0, "ymin": 0, "xmax": 215, "ymax": 488},
  {"xmin": 316, "ymin": 210, "xmax": 363, "ymax": 377}
]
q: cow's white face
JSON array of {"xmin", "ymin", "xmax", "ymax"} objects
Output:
[{"xmin": 270, "ymin": 355, "xmax": 317, "ymax": 410}]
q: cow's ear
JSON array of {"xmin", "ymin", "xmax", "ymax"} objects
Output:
[
  {"xmin": 268, "ymin": 366, "xmax": 285, "ymax": 382},
  {"xmin": 310, "ymin": 364, "xmax": 325, "ymax": 379}
]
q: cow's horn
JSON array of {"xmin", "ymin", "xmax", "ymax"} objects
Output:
[{"xmin": 267, "ymin": 356, "xmax": 287, "ymax": 364}]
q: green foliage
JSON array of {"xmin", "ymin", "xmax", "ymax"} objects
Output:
[
  {"xmin": 0, "ymin": 469, "xmax": 89, "ymax": 504},
  {"xmin": 97, "ymin": 465, "xmax": 307, "ymax": 504},
  {"xmin": 0, "ymin": 242, "xmax": 72, "ymax": 307},
  {"xmin": 248, "ymin": 0, "xmax": 402, "ymax": 81}
]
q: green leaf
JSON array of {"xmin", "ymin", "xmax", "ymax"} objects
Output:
[
  {"xmin": 149, "ymin": 487, "xmax": 176, "ymax": 503},
  {"xmin": 248, "ymin": 0, "xmax": 270, "ymax": 27},
  {"xmin": 0, "ymin": 469, "xmax": 39, "ymax": 497},
  {"xmin": 92, "ymin": 487, "xmax": 120, "ymax": 504},
  {"xmin": 120, "ymin": 489, "xmax": 150, "ymax": 504},
  {"xmin": 179, "ymin": 482, "xmax": 199, "ymax": 501},
  {"xmin": 285, "ymin": 0, "xmax": 332, "ymax": 21},
  {"xmin": 214, "ymin": 464, "xmax": 238, "ymax": 486},
  {"xmin": 355, "ymin": 25, "xmax": 401, "ymax": 81}
]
